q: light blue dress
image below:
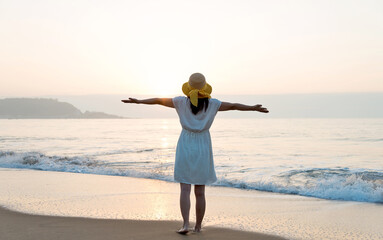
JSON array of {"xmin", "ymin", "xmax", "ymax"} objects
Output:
[{"xmin": 172, "ymin": 96, "xmax": 221, "ymax": 185}]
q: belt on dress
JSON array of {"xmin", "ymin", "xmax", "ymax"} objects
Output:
[{"xmin": 181, "ymin": 128, "xmax": 209, "ymax": 134}]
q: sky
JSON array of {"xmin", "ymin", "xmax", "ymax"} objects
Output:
[{"xmin": 1, "ymin": 0, "xmax": 382, "ymax": 97}]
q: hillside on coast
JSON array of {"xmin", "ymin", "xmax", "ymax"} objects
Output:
[{"xmin": 0, "ymin": 98, "xmax": 124, "ymax": 119}]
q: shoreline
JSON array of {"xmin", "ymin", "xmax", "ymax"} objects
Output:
[{"xmin": 1, "ymin": 168, "xmax": 382, "ymax": 239}]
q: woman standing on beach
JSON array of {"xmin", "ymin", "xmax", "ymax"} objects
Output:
[{"xmin": 122, "ymin": 73, "xmax": 269, "ymax": 234}]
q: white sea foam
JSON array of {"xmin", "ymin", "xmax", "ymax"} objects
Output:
[{"xmin": 1, "ymin": 151, "xmax": 382, "ymax": 203}]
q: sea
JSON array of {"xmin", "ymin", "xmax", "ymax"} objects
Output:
[{"xmin": 0, "ymin": 118, "xmax": 382, "ymax": 203}]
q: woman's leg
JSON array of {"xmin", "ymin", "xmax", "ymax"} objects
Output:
[
  {"xmin": 194, "ymin": 185, "xmax": 206, "ymax": 232},
  {"xmin": 178, "ymin": 183, "xmax": 191, "ymax": 233}
]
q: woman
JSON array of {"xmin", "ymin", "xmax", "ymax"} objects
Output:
[{"xmin": 121, "ymin": 73, "xmax": 269, "ymax": 234}]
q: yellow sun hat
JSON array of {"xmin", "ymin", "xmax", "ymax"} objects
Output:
[{"xmin": 182, "ymin": 73, "xmax": 212, "ymax": 107}]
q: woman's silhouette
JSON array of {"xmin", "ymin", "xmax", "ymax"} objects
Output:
[{"xmin": 122, "ymin": 73, "xmax": 268, "ymax": 234}]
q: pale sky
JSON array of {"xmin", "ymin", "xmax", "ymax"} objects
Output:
[{"xmin": 1, "ymin": 0, "xmax": 382, "ymax": 97}]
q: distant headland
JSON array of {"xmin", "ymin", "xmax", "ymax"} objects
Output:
[{"xmin": 0, "ymin": 98, "xmax": 125, "ymax": 119}]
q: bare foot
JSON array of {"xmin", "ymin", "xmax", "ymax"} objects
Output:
[
  {"xmin": 176, "ymin": 227, "xmax": 189, "ymax": 234},
  {"xmin": 193, "ymin": 226, "xmax": 202, "ymax": 233}
]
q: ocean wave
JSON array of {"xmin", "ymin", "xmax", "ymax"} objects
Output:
[
  {"xmin": 0, "ymin": 151, "xmax": 173, "ymax": 181},
  {"xmin": 0, "ymin": 136, "xmax": 79, "ymax": 141},
  {"xmin": 331, "ymin": 137, "xmax": 383, "ymax": 142},
  {"xmin": 88, "ymin": 148, "xmax": 156, "ymax": 156},
  {"xmin": 215, "ymin": 168, "xmax": 383, "ymax": 203},
  {"xmin": 0, "ymin": 151, "xmax": 101, "ymax": 172},
  {"xmin": 1, "ymin": 151, "xmax": 382, "ymax": 203},
  {"xmin": 364, "ymin": 138, "xmax": 383, "ymax": 142}
]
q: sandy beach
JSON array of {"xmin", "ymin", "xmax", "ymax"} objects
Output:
[
  {"xmin": 0, "ymin": 207, "xmax": 284, "ymax": 240},
  {"xmin": 0, "ymin": 168, "xmax": 382, "ymax": 239}
]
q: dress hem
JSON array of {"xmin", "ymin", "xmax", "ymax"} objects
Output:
[{"xmin": 174, "ymin": 178, "xmax": 217, "ymax": 185}]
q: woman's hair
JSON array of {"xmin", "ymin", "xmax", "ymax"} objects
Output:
[{"xmin": 189, "ymin": 98, "xmax": 209, "ymax": 115}]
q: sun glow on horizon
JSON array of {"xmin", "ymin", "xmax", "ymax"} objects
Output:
[{"xmin": 1, "ymin": 0, "xmax": 382, "ymax": 96}]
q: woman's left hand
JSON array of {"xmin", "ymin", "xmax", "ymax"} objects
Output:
[
  {"xmin": 121, "ymin": 98, "xmax": 139, "ymax": 104},
  {"xmin": 254, "ymin": 104, "xmax": 269, "ymax": 113}
]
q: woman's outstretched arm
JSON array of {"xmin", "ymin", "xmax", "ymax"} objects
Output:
[
  {"xmin": 219, "ymin": 102, "xmax": 269, "ymax": 113},
  {"xmin": 121, "ymin": 98, "xmax": 174, "ymax": 108}
]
